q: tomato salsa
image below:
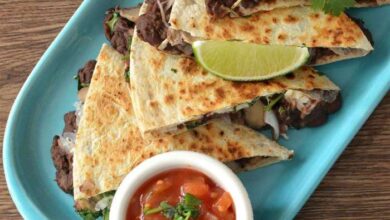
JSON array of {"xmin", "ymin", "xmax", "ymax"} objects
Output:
[{"xmin": 126, "ymin": 168, "xmax": 235, "ymax": 220}]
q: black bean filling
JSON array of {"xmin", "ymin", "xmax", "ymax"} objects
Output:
[
  {"xmin": 51, "ymin": 111, "xmax": 77, "ymax": 194},
  {"xmin": 104, "ymin": 7, "xmax": 136, "ymax": 55},
  {"xmin": 136, "ymin": 0, "xmax": 193, "ymax": 56}
]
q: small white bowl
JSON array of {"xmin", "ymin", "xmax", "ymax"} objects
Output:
[{"xmin": 110, "ymin": 151, "xmax": 253, "ymax": 220}]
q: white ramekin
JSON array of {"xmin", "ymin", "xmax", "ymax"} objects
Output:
[{"xmin": 110, "ymin": 151, "xmax": 253, "ymax": 220}]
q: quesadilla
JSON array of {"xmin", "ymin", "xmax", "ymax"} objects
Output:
[
  {"xmin": 136, "ymin": 0, "xmax": 373, "ymax": 65},
  {"xmin": 73, "ymin": 44, "xmax": 293, "ymax": 217},
  {"xmin": 204, "ymin": 0, "xmax": 390, "ymax": 18},
  {"xmin": 130, "ymin": 32, "xmax": 341, "ymax": 139}
]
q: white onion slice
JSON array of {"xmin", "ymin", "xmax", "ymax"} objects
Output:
[
  {"xmin": 95, "ymin": 195, "xmax": 114, "ymax": 211},
  {"xmin": 265, "ymin": 111, "xmax": 279, "ymax": 139}
]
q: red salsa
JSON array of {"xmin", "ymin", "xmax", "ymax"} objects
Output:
[{"xmin": 126, "ymin": 168, "xmax": 235, "ymax": 220}]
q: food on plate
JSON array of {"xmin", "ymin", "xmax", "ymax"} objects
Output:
[
  {"xmin": 103, "ymin": 6, "xmax": 139, "ymax": 55},
  {"xmin": 136, "ymin": 0, "xmax": 374, "ymax": 66},
  {"xmin": 127, "ymin": 168, "xmax": 235, "ymax": 220},
  {"xmin": 204, "ymin": 0, "xmax": 390, "ymax": 18},
  {"xmin": 130, "ymin": 33, "xmax": 341, "ymax": 139},
  {"xmin": 66, "ymin": 44, "xmax": 292, "ymax": 219},
  {"xmin": 192, "ymin": 40, "xmax": 310, "ymax": 81},
  {"xmin": 51, "ymin": 60, "xmax": 96, "ymax": 194}
]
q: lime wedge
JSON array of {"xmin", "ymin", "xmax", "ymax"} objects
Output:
[{"xmin": 193, "ymin": 40, "xmax": 310, "ymax": 81}]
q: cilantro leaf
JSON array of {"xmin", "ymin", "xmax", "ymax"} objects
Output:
[
  {"xmin": 265, "ymin": 94, "xmax": 284, "ymax": 112},
  {"xmin": 106, "ymin": 12, "xmax": 120, "ymax": 33},
  {"xmin": 311, "ymin": 0, "xmax": 356, "ymax": 16},
  {"xmin": 144, "ymin": 193, "xmax": 202, "ymax": 220}
]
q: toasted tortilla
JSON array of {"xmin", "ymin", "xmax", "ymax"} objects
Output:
[
  {"xmin": 168, "ymin": 0, "xmax": 373, "ymax": 65},
  {"xmin": 74, "ymin": 44, "xmax": 293, "ymax": 208},
  {"xmin": 226, "ymin": 0, "xmax": 390, "ymax": 16},
  {"xmin": 130, "ymin": 32, "xmax": 339, "ymax": 138}
]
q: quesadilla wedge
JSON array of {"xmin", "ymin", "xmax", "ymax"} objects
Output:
[
  {"xmin": 130, "ymin": 32, "xmax": 341, "ymax": 139},
  {"xmin": 73, "ymin": 44, "xmax": 293, "ymax": 218},
  {"xmin": 136, "ymin": 0, "xmax": 373, "ymax": 65},
  {"xmin": 204, "ymin": 0, "xmax": 390, "ymax": 18}
]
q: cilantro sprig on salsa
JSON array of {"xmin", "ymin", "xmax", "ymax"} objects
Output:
[{"xmin": 144, "ymin": 193, "xmax": 202, "ymax": 220}]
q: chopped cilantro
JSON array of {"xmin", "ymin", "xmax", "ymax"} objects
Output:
[
  {"xmin": 106, "ymin": 12, "xmax": 120, "ymax": 33},
  {"xmin": 144, "ymin": 193, "xmax": 201, "ymax": 220},
  {"xmin": 80, "ymin": 83, "xmax": 90, "ymax": 88},
  {"xmin": 171, "ymin": 68, "xmax": 178, "ymax": 73},
  {"xmin": 311, "ymin": 0, "xmax": 356, "ymax": 16},
  {"xmin": 125, "ymin": 69, "xmax": 130, "ymax": 82},
  {"xmin": 102, "ymin": 208, "xmax": 110, "ymax": 220},
  {"xmin": 265, "ymin": 94, "xmax": 284, "ymax": 112}
]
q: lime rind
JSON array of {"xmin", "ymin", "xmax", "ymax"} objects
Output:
[{"xmin": 193, "ymin": 40, "xmax": 310, "ymax": 81}]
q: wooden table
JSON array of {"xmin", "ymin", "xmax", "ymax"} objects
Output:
[{"xmin": 0, "ymin": 1, "xmax": 389, "ymax": 219}]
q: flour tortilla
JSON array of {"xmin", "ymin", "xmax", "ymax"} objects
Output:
[
  {"xmin": 130, "ymin": 32, "xmax": 339, "ymax": 138},
  {"xmin": 168, "ymin": 0, "xmax": 373, "ymax": 65},
  {"xmin": 225, "ymin": 0, "xmax": 390, "ymax": 16},
  {"xmin": 74, "ymin": 44, "xmax": 293, "ymax": 210}
]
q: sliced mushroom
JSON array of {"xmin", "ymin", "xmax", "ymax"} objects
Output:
[{"xmin": 243, "ymin": 100, "xmax": 265, "ymax": 129}]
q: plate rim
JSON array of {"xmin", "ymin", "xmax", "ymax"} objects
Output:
[
  {"xmin": 2, "ymin": 0, "xmax": 92, "ymax": 219},
  {"xmin": 3, "ymin": 1, "xmax": 390, "ymax": 219}
]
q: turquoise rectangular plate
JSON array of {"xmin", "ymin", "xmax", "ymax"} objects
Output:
[{"xmin": 3, "ymin": 0, "xmax": 390, "ymax": 219}]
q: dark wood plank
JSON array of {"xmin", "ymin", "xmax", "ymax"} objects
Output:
[{"xmin": 0, "ymin": 1, "xmax": 389, "ymax": 219}]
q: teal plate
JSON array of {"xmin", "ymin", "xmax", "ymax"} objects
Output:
[{"xmin": 3, "ymin": 0, "xmax": 390, "ymax": 219}]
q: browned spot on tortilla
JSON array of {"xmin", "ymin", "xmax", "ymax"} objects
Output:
[
  {"xmin": 179, "ymin": 89, "xmax": 186, "ymax": 94},
  {"xmin": 284, "ymin": 15, "xmax": 298, "ymax": 23},
  {"xmin": 185, "ymin": 106, "xmax": 193, "ymax": 114},
  {"xmin": 309, "ymin": 74, "xmax": 315, "ymax": 79},
  {"xmin": 164, "ymin": 94, "xmax": 175, "ymax": 104},
  {"xmin": 265, "ymin": 28, "xmax": 272, "ymax": 34},
  {"xmin": 205, "ymin": 25, "xmax": 213, "ymax": 34},
  {"xmin": 171, "ymin": 18, "xmax": 177, "ymax": 26},
  {"xmin": 272, "ymin": 17, "xmax": 278, "ymax": 24},
  {"xmin": 179, "ymin": 58, "xmax": 198, "ymax": 74},
  {"xmin": 219, "ymin": 131, "xmax": 225, "ymax": 137},
  {"xmin": 278, "ymin": 33, "xmax": 287, "ymax": 41},
  {"xmin": 310, "ymin": 13, "xmax": 320, "ymax": 19},
  {"xmin": 151, "ymin": 57, "xmax": 163, "ymax": 71},
  {"xmin": 149, "ymin": 101, "xmax": 158, "ymax": 108},
  {"xmin": 215, "ymin": 88, "xmax": 225, "ymax": 99},
  {"xmin": 205, "ymin": 123, "xmax": 213, "ymax": 130},
  {"xmin": 263, "ymin": 37, "xmax": 270, "ymax": 44},
  {"xmin": 222, "ymin": 28, "xmax": 232, "ymax": 38},
  {"xmin": 272, "ymin": 81, "xmax": 286, "ymax": 89},
  {"xmin": 240, "ymin": 23, "xmax": 254, "ymax": 32}
]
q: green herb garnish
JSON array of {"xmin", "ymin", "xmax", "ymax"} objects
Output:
[
  {"xmin": 311, "ymin": 0, "xmax": 356, "ymax": 16},
  {"xmin": 102, "ymin": 208, "xmax": 110, "ymax": 220},
  {"xmin": 171, "ymin": 68, "xmax": 178, "ymax": 73},
  {"xmin": 125, "ymin": 69, "xmax": 131, "ymax": 82},
  {"xmin": 80, "ymin": 83, "xmax": 90, "ymax": 88},
  {"xmin": 106, "ymin": 12, "xmax": 120, "ymax": 33},
  {"xmin": 144, "ymin": 193, "xmax": 201, "ymax": 220},
  {"xmin": 73, "ymin": 75, "xmax": 79, "ymax": 80},
  {"xmin": 265, "ymin": 94, "xmax": 284, "ymax": 112},
  {"xmin": 185, "ymin": 120, "xmax": 205, "ymax": 130}
]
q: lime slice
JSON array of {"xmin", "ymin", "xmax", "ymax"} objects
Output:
[{"xmin": 193, "ymin": 40, "xmax": 310, "ymax": 81}]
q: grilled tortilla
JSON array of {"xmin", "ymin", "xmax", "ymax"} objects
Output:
[
  {"xmin": 74, "ymin": 44, "xmax": 293, "ymax": 212},
  {"xmin": 166, "ymin": 0, "xmax": 373, "ymax": 65},
  {"xmin": 130, "ymin": 32, "xmax": 340, "ymax": 139},
  {"xmin": 204, "ymin": 0, "xmax": 390, "ymax": 17},
  {"xmin": 136, "ymin": 0, "xmax": 373, "ymax": 65}
]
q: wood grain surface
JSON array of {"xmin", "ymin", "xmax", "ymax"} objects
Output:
[{"xmin": 0, "ymin": 1, "xmax": 389, "ymax": 219}]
